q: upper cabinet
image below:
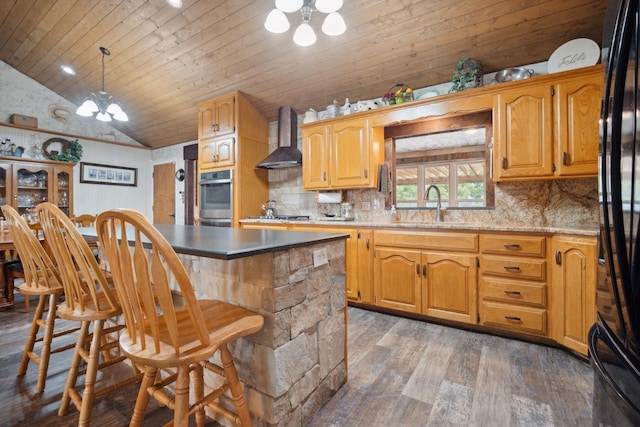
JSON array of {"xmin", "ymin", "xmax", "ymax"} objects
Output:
[
  {"xmin": 199, "ymin": 137, "xmax": 235, "ymax": 170},
  {"xmin": 493, "ymin": 66, "xmax": 601, "ymax": 181},
  {"xmin": 198, "ymin": 95, "xmax": 235, "ymax": 139},
  {"xmin": 302, "ymin": 117, "xmax": 382, "ymax": 190}
]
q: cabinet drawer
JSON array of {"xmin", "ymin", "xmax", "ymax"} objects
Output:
[
  {"xmin": 480, "ymin": 234, "xmax": 546, "ymax": 257},
  {"xmin": 480, "ymin": 256, "xmax": 547, "ymax": 281},
  {"xmin": 374, "ymin": 230, "xmax": 478, "ymax": 252},
  {"xmin": 479, "ymin": 277, "xmax": 546, "ymax": 308},
  {"xmin": 480, "ymin": 302, "xmax": 547, "ymax": 336}
]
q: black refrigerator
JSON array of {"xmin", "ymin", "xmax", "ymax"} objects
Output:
[{"xmin": 590, "ymin": 0, "xmax": 640, "ymax": 425}]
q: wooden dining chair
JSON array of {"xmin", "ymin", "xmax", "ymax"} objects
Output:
[
  {"xmin": 1, "ymin": 205, "xmax": 77, "ymax": 393},
  {"xmin": 96, "ymin": 208, "xmax": 264, "ymax": 427},
  {"xmin": 36, "ymin": 203, "xmax": 142, "ymax": 426},
  {"xmin": 4, "ymin": 221, "xmax": 45, "ymax": 312},
  {"xmin": 71, "ymin": 214, "xmax": 96, "ymax": 227}
]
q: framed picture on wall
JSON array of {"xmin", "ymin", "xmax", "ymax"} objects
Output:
[{"xmin": 80, "ymin": 162, "xmax": 137, "ymax": 187}]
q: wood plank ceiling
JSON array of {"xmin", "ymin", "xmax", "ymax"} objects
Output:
[{"xmin": 0, "ymin": 0, "xmax": 608, "ymax": 149}]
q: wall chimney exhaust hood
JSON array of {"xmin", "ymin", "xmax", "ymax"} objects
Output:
[{"xmin": 257, "ymin": 105, "xmax": 302, "ymax": 169}]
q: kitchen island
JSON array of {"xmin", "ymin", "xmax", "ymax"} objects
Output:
[{"xmin": 85, "ymin": 224, "xmax": 349, "ymax": 427}]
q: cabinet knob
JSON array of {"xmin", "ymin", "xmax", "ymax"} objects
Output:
[
  {"xmin": 422, "ymin": 265, "xmax": 427, "ymax": 277},
  {"xmin": 364, "ymin": 168, "xmax": 368, "ymax": 179},
  {"xmin": 416, "ymin": 264, "xmax": 420, "ymax": 275},
  {"xmin": 503, "ymin": 266, "xmax": 521, "ymax": 272},
  {"xmin": 503, "ymin": 290, "xmax": 522, "ymax": 295},
  {"xmin": 503, "ymin": 243, "xmax": 521, "ymax": 250},
  {"xmin": 322, "ymin": 172, "xmax": 327, "ymax": 181},
  {"xmin": 562, "ymin": 151, "xmax": 568, "ymax": 166},
  {"xmin": 365, "ymin": 238, "xmax": 369, "ymax": 250},
  {"xmin": 504, "ymin": 315, "xmax": 521, "ymax": 322},
  {"xmin": 555, "ymin": 250, "xmax": 561, "ymax": 265},
  {"xmin": 501, "ymin": 156, "xmax": 507, "ymax": 169}
]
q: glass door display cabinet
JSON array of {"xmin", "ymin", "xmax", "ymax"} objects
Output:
[{"xmin": 0, "ymin": 157, "xmax": 74, "ymax": 220}]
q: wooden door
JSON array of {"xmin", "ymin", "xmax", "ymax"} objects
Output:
[
  {"xmin": 153, "ymin": 163, "xmax": 175, "ymax": 224},
  {"xmin": 423, "ymin": 252, "xmax": 477, "ymax": 324},
  {"xmin": 331, "ymin": 118, "xmax": 370, "ymax": 188},
  {"xmin": 356, "ymin": 229, "xmax": 373, "ymax": 303},
  {"xmin": 374, "ymin": 247, "xmax": 421, "ymax": 313},
  {"xmin": 198, "ymin": 99, "xmax": 216, "ymax": 139},
  {"xmin": 551, "ymin": 236, "xmax": 597, "ymax": 356},
  {"xmin": 215, "ymin": 95, "xmax": 236, "ymax": 136},
  {"xmin": 493, "ymin": 85, "xmax": 553, "ymax": 180},
  {"xmin": 214, "ymin": 137, "xmax": 235, "ymax": 167},
  {"xmin": 302, "ymin": 125, "xmax": 330, "ymax": 189},
  {"xmin": 554, "ymin": 75, "xmax": 601, "ymax": 177}
]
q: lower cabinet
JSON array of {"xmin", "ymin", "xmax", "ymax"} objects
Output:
[
  {"xmin": 479, "ymin": 233, "xmax": 549, "ymax": 337},
  {"xmin": 550, "ymin": 235, "xmax": 597, "ymax": 356},
  {"xmin": 373, "ymin": 230, "xmax": 478, "ymax": 323}
]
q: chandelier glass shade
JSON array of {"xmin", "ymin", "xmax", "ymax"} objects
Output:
[
  {"xmin": 76, "ymin": 47, "xmax": 128, "ymax": 122},
  {"xmin": 265, "ymin": 0, "xmax": 346, "ymax": 46}
]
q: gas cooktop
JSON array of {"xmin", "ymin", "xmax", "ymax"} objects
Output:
[{"xmin": 262, "ymin": 215, "xmax": 310, "ymax": 221}]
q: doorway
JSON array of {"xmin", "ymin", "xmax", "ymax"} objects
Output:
[{"xmin": 153, "ymin": 162, "xmax": 175, "ymax": 224}]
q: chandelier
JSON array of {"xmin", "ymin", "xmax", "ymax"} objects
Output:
[
  {"xmin": 76, "ymin": 47, "xmax": 128, "ymax": 122},
  {"xmin": 265, "ymin": 0, "xmax": 346, "ymax": 47}
]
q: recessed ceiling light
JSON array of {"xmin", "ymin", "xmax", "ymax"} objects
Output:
[
  {"xmin": 60, "ymin": 65, "xmax": 75, "ymax": 75},
  {"xmin": 166, "ymin": 0, "xmax": 183, "ymax": 8}
]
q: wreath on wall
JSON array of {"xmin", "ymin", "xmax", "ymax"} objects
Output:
[{"xmin": 43, "ymin": 138, "xmax": 83, "ymax": 162}]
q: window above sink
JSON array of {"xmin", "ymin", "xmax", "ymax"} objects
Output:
[{"xmin": 385, "ymin": 110, "xmax": 495, "ymax": 209}]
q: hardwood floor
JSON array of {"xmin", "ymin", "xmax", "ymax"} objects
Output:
[
  {"xmin": 309, "ymin": 307, "xmax": 594, "ymax": 427},
  {"xmin": 0, "ymin": 296, "xmax": 593, "ymax": 426}
]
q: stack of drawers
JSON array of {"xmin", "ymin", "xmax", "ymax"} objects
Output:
[{"xmin": 478, "ymin": 233, "xmax": 548, "ymax": 336}]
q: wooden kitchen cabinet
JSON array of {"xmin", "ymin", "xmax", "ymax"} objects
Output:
[
  {"xmin": 301, "ymin": 117, "xmax": 382, "ymax": 190},
  {"xmin": 550, "ymin": 235, "xmax": 597, "ymax": 356},
  {"xmin": 196, "ymin": 91, "xmax": 269, "ymax": 225},
  {"xmin": 493, "ymin": 66, "xmax": 601, "ymax": 181},
  {"xmin": 0, "ymin": 157, "xmax": 74, "ymax": 217},
  {"xmin": 301, "ymin": 125, "xmax": 330, "ymax": 189},
  {"xmin": 198, "ymin": 95, "xmax": 235, "ymax": 139},
  {"xmin": 199, "ymin": 137, "xmax": 235, "ymax": 169},
  {"xmin": 373, "ymin": 230, "xmax": 478, "ymax": 322},
  {"xmin": 479, "ymin": 233, "xmax": 549, "ymax": 336}
]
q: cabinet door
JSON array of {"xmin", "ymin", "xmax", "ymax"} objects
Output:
[
  {"xmin": 330, "ymin": 118, "xmax": 371, "ymax": 188},
  {"xmin": 54, "ymin": 166, "xmax": 73, "ymax": 217},
  {"xmin": 302, "ymin": 125, "xmax": 330, "ymax": 189},
  {"xmin": 554, "ymin": 75, "xmax": 601, "ymax": 177},
  {"xmin": 198, "ymin": 96, "xmax": 235, "ymax": 139},
  {"xmin": 356, "ymin": 230, "xmax": 373, "ymax": 303},
  {"xmin": 423, "ymin": 252, "xmax": 478, "ymax": 324},
  {"xmin": 215, "ymin": 95, "xmax": 236, "ymax": 136},
  {"xmin": 198, "ymin": 99, "xmax": 217, "ymax": 139},
  {"xmin": 214, "ymin": 137, "xmax": 235, "ymax": 167},
  {"xmin": 494, "ymin": 85, "xmax": 553, "ymax": 180},
  {"xmin": 551, "ymin": 236, "xmax": 597, "ymax": 356},
  {"xmin": 13, "ymin": 165, "xmax": 51, "ymax": 217},
  {"xmin": 374, "ymin": 247, "xmax": 421, "ymax": 313},
  {"xmin": 0, "ymin": 162, "xmax": 11, "ymax": 208}
]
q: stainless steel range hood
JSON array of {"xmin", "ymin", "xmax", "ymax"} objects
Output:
[{"xmin": 257, "ymin": 106, "xmax": 302, "ymax": 169}]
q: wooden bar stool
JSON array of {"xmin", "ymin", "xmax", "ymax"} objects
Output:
[
  {"xmin": 37, "ymin": 203, "xmax": 143, "ymax": 426},
  {"xmin": 1, "ymin": 205, "xmax": 78, "ymax": 393},
  {"xmin": 96, "ymin": 208, "xmax": 264, "ymax": 427},
  {"xmin": 4, "ymin": 222, "xmax": 45, "ymax": 312}
]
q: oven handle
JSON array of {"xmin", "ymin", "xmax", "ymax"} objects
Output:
[
  {"xmin": 200, "ymin": 218, "xmax": 232, "ymax": 227},
  {"xmin": 199, "ymin": 178, "xmax": 232, "ymax": 185}
]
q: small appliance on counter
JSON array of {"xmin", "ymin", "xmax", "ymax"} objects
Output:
[{"xmin": 261, "ymin": 199, "xmax": 277, "ymax": 219}]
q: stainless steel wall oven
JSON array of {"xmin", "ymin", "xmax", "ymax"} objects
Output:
[{"xmin": 199, "ymin": 169, "xmax": 232, "ymax": 227}]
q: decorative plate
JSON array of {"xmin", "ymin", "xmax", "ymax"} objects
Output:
[
  {"xmin": 548, "ymin": 38, "xmax": 600, "ymax": 73},
  {"xmin": 42, "ymin": 137, "xmax": 70, "ymax": 160}
]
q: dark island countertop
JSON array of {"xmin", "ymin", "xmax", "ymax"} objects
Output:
[{"xmin": 81, "ymin": 224, "xmax": 349, "ymax": 260}]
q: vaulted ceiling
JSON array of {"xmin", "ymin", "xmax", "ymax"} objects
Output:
[{"xmin": 0, "ymin": 0, "xmax": 608, "ymax": 149}]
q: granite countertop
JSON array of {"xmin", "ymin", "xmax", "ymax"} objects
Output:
[
  {"xmin": 239, "ymin": 218, "xmax": 599, "ymax": 237},
  {"xmin": 81, "ymin": 224, "xmax": 349, "ymax": 260}
]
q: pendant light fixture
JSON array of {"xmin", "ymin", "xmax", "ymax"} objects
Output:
[
  {"xmin": 76, "ymin": 47, "xmax": 128, "ymax": 122},
  {"xmin": 265, "ymin": 0, "xmax": 346, "ymax": 46}
]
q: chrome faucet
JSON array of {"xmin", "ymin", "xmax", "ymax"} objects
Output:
[{"xmin": 425, "ymin": 185, "xmax": 443, "ymax": 223}]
